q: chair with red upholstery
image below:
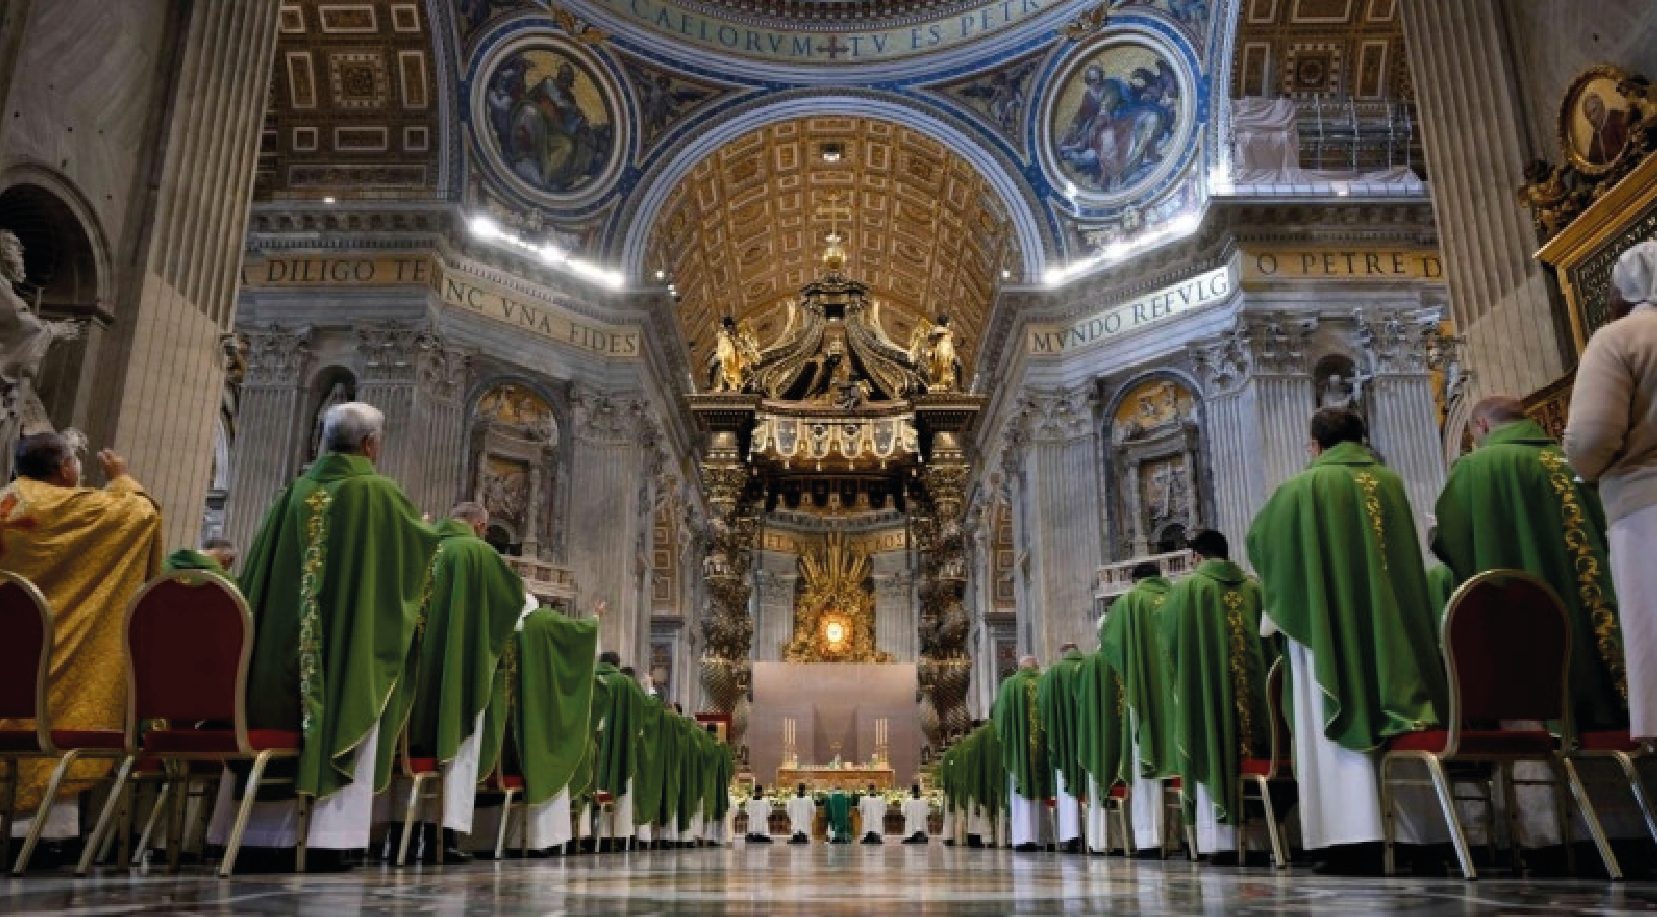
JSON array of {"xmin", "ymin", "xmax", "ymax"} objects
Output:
[
  {"xmin": 1101, "ymin": 782, "xmax": 1131, "ymax": 854},
  {"xmin": 1238, "ymin": 657, "xmax": 1292, "ymax": 869},
  {"xmin": 1378, "ymin": 569, "xmax": 1620, "ymax": 881},
  {"xmin": 0, "ymin": 571, "xmax": 129, "ymax": 875},
  {"xmin": 481, "ymin": 741, "xmax": 527, "ymax": 861},
  {"xmin": 391, "ymin": 724, "xmax": 445, "ymax": 866},
  {"xmin": 81, "ymin": 569, "xmax": 312, "ymax": 877}
]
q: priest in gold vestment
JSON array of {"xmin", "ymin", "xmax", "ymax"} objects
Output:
[{"xmin": 0, "ymin": 433, "xmax": 162, "ymax": 832}]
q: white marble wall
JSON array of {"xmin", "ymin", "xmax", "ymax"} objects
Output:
[
  {"xmin": 872, "ymin": 549, "xmax": 916, "ymax": 661},
  {"xmin": 751, "ymin": 548, "xmax": 799, "ymax": 662}
]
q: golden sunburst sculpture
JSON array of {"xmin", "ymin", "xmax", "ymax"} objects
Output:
[{"xmin": 784, "ymin": 532, "xmax": 890, "ymax": 663}]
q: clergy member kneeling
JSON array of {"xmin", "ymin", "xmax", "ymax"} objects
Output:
[
  {"xmin": 1160, "ymin": 529, "xmax": 1271, "ymax": 865},
  {"xmin": 992, "ymin": 656, "xmax": 1049, "ymax": 852},
  {"xmin": 744, "ymin": 786, "xmax": 774, "ymax": 843},
  {"xmin": 210, "ymin": 402, "xmax": 440, "ymax": 872},
  {"xmin": 787, "ymin": 784, "xmax": 814, "ymax": 844},
  {"xmin": 387, "ymin": 501, "xmax": 524, "ymax": 863},
  {"xmin": 858, "ymin": 784, "xmax": 886, "ymax": 844},
  {"xmin": 1247, "ymin": 407, "xmax": 1448, "ymax": 876},
  {"xmin": 901, "ymin": 785, "xmax": 931, "ymax": 844}
]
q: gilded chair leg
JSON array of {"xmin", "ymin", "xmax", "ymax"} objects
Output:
[
  {"xmin": 13, "ymin": 750, "xmax": 78, "ymax": 876},
  {"xmin": 1544, "ymin": 758, "xmax": 1577, "ymax": 877},
  {"xmin": 396, "ymin": 774, "xmax": 428, "ymax": 867},
  {"xmin": 1422, "ymin": 756, "xmax": 1477, "ymax": 881},
  {"xmin": 434, "ymin": 779, "xmax": 445, "ymax": 866},
  {"xmin": 1, "ymin": 758, "xmax": 17, "ymax": 869},
  {"xmin": 1254, "ymin": 777, "xmax": 1287, "ymax": 870},
  {"xmin": 295, "ymin": 793, "xmax": 313, "ymax": 873},
  {"xmin": 494, "ymin": 790, "xmax": 514, "ymax": 861},
  {"xmin": 1379, "ymin": 755, "xmax": 1397, "ymax": 877},
  {"xmin": 1561, "ymin": 757, "xmax": 1621, "ymax": 881},
  {"xmin": 219, "ymin": 751, "xmax": 274, "ymax": 878},
  {"xmin": 1614, "ymin": 752, "xmax": 1657, "ymax": 847},
  {"xmin": 78, "ymin": 755, "xmax": 134, "ymax": 875},
  {"xmin": 134, "ymin": 780, "xmax": 170, "ymax": 867}
]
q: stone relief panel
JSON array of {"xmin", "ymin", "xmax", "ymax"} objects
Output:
[
  {"xmin": 1107, "ymin": 376, "xmax": 1203, "ymax": 557},
  {"xmin": 470, "ymin": 381, "xmax": 559, "ymax": 556}
]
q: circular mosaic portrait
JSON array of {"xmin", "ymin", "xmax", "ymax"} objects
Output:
[
  {"xmin": 1041, "ymin": 35, "xmax": 1196, "ymax": 205},
  {"xmin": 474, "ymin": 39, "xmax": 623, "ymax": 201}
]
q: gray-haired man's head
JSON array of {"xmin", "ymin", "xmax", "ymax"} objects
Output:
[
  {"xmin": 320, "ymin": 402, "xmax": 385, "ymax": 461},
  {"xmin": 450, "ymin": 500, "xmax": 489, "ymax": 535}
]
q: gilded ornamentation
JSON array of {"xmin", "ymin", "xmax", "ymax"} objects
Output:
[
  {"xmin": 707, "ymin": 317, "xmax": 762, "ymax": 393},
  {"xmin": 1352, "ymin": 471, "xmax": 1388, "ymax": 570},
  {"xmin": 907, "ymin": 315, "xmax": 962, "ymax": 393},
  {"xmin": 1520, "ymin": 67, "xmax": 1657, "ymax": 242},
  {"xmin": 784, "ymin": 533, "xmax": 888, "ymax": 663},
  {"xmin": 1026, "ymin": 678, "xmax": 1042, "ymax": 760},
  {"xmin": 1060, "ymin": 0, "xmax": 1125, "ymax": 41},
  {"xmin": 1222, "ymin": 590, "xmax": 1253, "ymax": 762},
  {"xmin": 298, "ymin": 489, "xmax": 333, "ymax": 737},
  {"xmin": 1538, "ymin": 450, "xmax": 1627, "ymax": 700}
]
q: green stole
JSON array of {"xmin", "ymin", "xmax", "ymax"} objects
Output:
[
  {"xmin": 991, "ymin": 667, "xmax": 1049, "ymax": 800},
  {"xmin": 1036, "ymin": 648, "xmax": 1088, "ymax": 794},
  {"xmin": 1247, "ymin": 440, "xmax": 1446, "ymax": 752},
  {"xmin": 1159, "ymin": 559, "xmax": 1271, "ymax": 825},
  {"xmin": 594, "ymin": 662, "xmax": 647, "ymax": 795},
  {"xmin": 1432, "ymin": 418, "xmax": 1627, "ymax": 729},
  {"xmin": 162, "ymin": 548, "xmax": 224, "ymax": 574},
  {"xmin": 395, "ymin": 519, "xmax": 525, "ymax": 768},
  {"xmin": 1073, "ymin": 649, "xmax": 1127, "ymax": 791},
  {"xmin": 241, "ymin": 452, "xmax": 440, "ymax": 798},
  {"xmin": 1099, "ymin": 577, "xmax": 1176, "ymax": 779}
]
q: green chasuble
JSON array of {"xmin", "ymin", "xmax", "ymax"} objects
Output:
[
  {"xmin": 594, "ymin": 662, "xmax": 648, "ymax": 797},
  {"xmin": 1099, "ymin": 577, "xmax": 1176, "ymax": 780},
  {"xmin": 991, "ymin": 668, "xmax": 1049, "ymax": 800},
  {"xmin": 1432, "ymin": 418, "xmax": 1626, "ymax": 730},
  {"xmin": 394, "ymin": 519, "xmax": 525, "ymax": 768},
  {"xmin": 1426, "ymin": 565, "xmax": 1455, "ymax": 624},
  {"xmin": 241, "ymin": 453, "xmax": 440, "ymax": 798},
  {"xmin": 1159, "ymin": 559, "xmax": 1271, "ymax": 826},
  {"xmin": 1073, "ymin": 650, "xmax": 1127, "ymax": 793},
  {"xmin": 510, "ymin": 609, "xmax": 598, "ymax": 805},
  {"xmin": 632, "ymin": 696, "xmax": 667, "ymax": 827},
  {"xmin": 825, "ymin": 789, "xmax": 853, "ymax": 841},
  {"xmin": 702, "ymin": 734, "xmax": 732, "ymax": 823},
  {"xmin": 1247, "ymin": 441, "xmax": 1446, "ymax": 752},
  {"xmin": 969, "ymin": 724, "xmax": 1007, "ymax": 814},
  {"xmin": 162, "ymin": 548, "xmax": 224, "ymax": 574},
  {"xmin": 1036, "ymin": 648, "xmax": 1088, "ymax": 795}
]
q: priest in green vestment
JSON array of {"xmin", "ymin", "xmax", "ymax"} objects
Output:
[
  {"xmin": 481, "ymin": 604, "xmax": 598, "ymax": 853},
  {"xmin": 991, "ymin": 657, "xmax": 1048, "ymax": 850},
  {"xmin": 593, "ymin": 652, "xmax": 648, "ymax": 843},
  {"xmin": 208, "ymin": 402, "xmax": 439, "ymax": 868},
  {"xmin": 1037, "ymin": 643, "xmax": 1088, "ymax": 851},
  {"xmin": 1159, "ymin": 530, "xmax": 1271, "ymax": 862},
  {"xmin": 1247, "ymin": 407, "xmax": 1447, "ymax": 873},
  {"xmin": 1099, "ymin": 562, "xmax": 1176, "ymax": 853},
  {"xmin": 1433, "ymin": 396, "xmax": 1626, "ymax": 730},
  {"xmin": 825, "ymin": 787, "xmax": 854, "ymax": 844},
  {"xmin": 162, "ymin": 536, "xmax": 236, "ymax": 574},
  {"xmin": 632, "ymin": 693, "xmax": 668, "ymax": 846},
  {"xmin": 388, "ymin": 501, "xmax": 525, "ymax": 861},
  {"xmin": 1073, "ymin": 646, "xmax": 1127, "ymax": 853}
]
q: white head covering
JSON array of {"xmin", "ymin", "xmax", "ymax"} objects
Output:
[{"xmin": 1612, "ymin": 239, "xmax": 1657, "ymax": 309}]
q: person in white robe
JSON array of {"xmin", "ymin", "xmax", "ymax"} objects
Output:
[
  {"xmin": 1085, "ymin": 776, "xmax": 1112, "ymax": 853},
  {"xmin": 786, "ymin": 784, "xmax": 815, "ymax": 844},
  {"xmin": 901, "ymin": 785, "xmax": 931, "ymax": 844},
  {"xmin": 1126, "ymin": 712, "xmax": 1164, "ymax": 853},
  {"xmin": 744, "ymin": 787, "xmax": 774, "ymax": 843},
  {"xmin": 858, "ymin": 785, "xmax": 887, "ymax": 844}
]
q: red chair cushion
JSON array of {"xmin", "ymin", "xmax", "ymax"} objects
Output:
[
  {"xmin": 1108, "ymin": 784, "xmax": 1126, "ymax": 800},
  {"xmin": 1578, "ymin": 730, "xmax": 1640, "ymax": 752},
  {"xmin": 143, "ymin": 728, "xmax": 301, "ymax": 754},
  {"xmin": 500, "ymin": 774, "xmax": 524, "ymax": 789},
  {"xmin": 1165, "ymin": 777, "xmax": 1181, "ymax": 790},
  {"xmin": 404, "ymin": 756, "xmax": 439, "ymax": 774},
  {"xmin": 1388, "ymin": 728, "xmax": 1555, "ymax": 756},
  {"xmin": 1240, "ymin": 757, "xmax": 1284, "ymax": 776},
  {"xmin": 0, "ymin": 729, "xmax": 44, "ymax": 752}
]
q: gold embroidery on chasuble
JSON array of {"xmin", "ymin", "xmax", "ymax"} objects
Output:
[
  {"xmin": 1025, "ymin": 679, "xmax": 1042, "ymax": 759},
  {"xmin": 298, "ymin": 490, "xmax": 332, "ymax": 737},
  {"xmin": 1222, "ymin": 590, "xmax": 1253, "ymax": 762},
  {"xmin": 1352, "ymin": 471, "xmax": 1389, "ymax": 571},
  {"xmin": 1539, "ymin": 450, "xmax": 1627, "ymax": 700}
]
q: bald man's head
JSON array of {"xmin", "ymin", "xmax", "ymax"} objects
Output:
[
  {"xmin": 1469, "ymin": 396, "xmax": 1528, "ymax": 445},
  {"xmin": 1018, "ymin": 655, "xmax": 1038, "ymax": 671}
]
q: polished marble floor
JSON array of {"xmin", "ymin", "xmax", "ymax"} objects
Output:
[{"xmin": 5, "ymin": 844, "xmax": 1657, "ymax": 916}]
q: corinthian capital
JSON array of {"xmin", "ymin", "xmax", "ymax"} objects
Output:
[
  {"xmin": 1014, "ymin": 383, "xmax": 1096, "ymax": 444},
  {"xmin": 356, "ymin": 321, "xmax": 426, "ymax": 384},
  {"xmin": 1189, "ymin": 325, "xmax": 1251, "ymax": 395},
  {"xmin": 571, "ymin": 385, "xmax": 647, "ymax": 446},
  {"xmin": 417, "ymin": 339, "xmax": 471, "ymax": 400},
  {"xmin": 241, "ymin": 325, "xmax": 312, "ymax": 386},
  {"xmin": 1355, "ymin": 306, "xmax": 1440, "ymax": 376},
  {"xmin": 1243, "ymin": 312, "xmax": 1319, "ymax": 376}
]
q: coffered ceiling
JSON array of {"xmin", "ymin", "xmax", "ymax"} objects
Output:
[
  {"xmin": 645, "ymin": 117, "xmax": 1011, "ymax": 382},
  {"xmin": 1230, "ymin": 0, "xmax": 1411, "ymax": 100}
]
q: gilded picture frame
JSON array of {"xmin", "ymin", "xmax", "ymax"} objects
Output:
[{"xmin": 1558, "ymin": 64, "xmax": 1636, "ymax": 177}]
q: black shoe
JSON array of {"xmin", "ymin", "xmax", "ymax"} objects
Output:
[
  {"xmin": 789, "ymin": 833, "xmax": 808, "ymax": 845},
  {"xmin": 305, "ymin": 848, "xmax": 353, "ymax": 873},
  {"xmin": 1061, "ymin": 839, "xmax": 1082, "ymax": 854},
  {"xmin": 862, "ymin": 833, "xmax": 882, "ymax": 845},
  {"xmin": 1207, "ymin": 851, "xmax": 1240, "ymax": 867},
  {"xmin": 1014, "ymin": 842, "xmax": 1040, "ymax": 853},
  {"xmin": 1132, "ymin": 848, "xmax": 1164, "ymax": 860},
  {"xmin": 965, "ymin": 835, "xmax": 982, "ymax": 849},
  {"xmin": 228, "ymin": 846, "xmax": 296, "ymax": 874},
  {"xmin": 1314, "ymin": 842, "xmax": 1384, "ymax": 877}
]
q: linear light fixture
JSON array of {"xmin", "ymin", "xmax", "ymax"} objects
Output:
[{"xmin": 466, "ymin": 214, "xmax": 624, "ymax": 290}]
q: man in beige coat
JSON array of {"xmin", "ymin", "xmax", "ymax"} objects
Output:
[{"xmin": 1565, "ymin": 239, "xmax": 1657, "ymax": 741}]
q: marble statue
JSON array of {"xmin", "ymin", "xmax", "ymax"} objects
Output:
[
  {"xmin": 0, "ymin": 230, "xmax": 77, "ymax": 476},
  {"xmin": 1318, "ymin": 372, "xmax": 1366, "ymax": 413},
  {"xmin": 709, "ymin": 316, "xmax": 761, "ymax": 393}
]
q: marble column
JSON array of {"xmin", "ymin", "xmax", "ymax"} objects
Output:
[
  {"xmin": 567, "ymin": 387, "xmax": 649, "ymax": 659},
  {"xmin": 355, "ymin": 322, "xmax": 423, "ymax": 490},
  {"xmin": 94, "ymin": 0, "xmax": 280, "ymax": 549},
  {"xmin": 751, "ymin": 550, "xmax": 798, "ymax": 662},
  {"xmin": 405, "ymin": 341, "xmax": 470, "ymax": 517},
  {"xmin": 1399, "ymin": 0, "xmax": 1566, "ymax": 398},
  {"xmin": 221, "ymin": 326, "xmax": 310, "ymax": 553},
  {"xmin": 1190, "ymin": 327, "xmax": 1263, "ymax": 551},
  {"xmin": 1006, "ymin": 384, "xmax": 1105, "ymax": 660},
  {"xmin": 1358, "ymin": 309, "xmax": 1450, "ymax": 534},
  {"xmin": 872, "ymin": 557, "xmax": 916, "ymax": 661}
]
